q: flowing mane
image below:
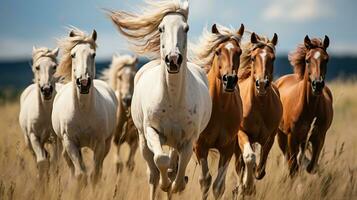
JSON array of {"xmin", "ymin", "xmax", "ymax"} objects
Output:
[
  {"xmin": 56, "ymin": 28, "xmax": 97, "ymax": 82},
  {"xmin": 107, "ymin": 0, "xmax": 189, "ymax": 59},
  {"xmin": 288, "ymin": 38, "xmax": 324, "ymax": 79},
  {"xmin": 238, "ymin": 34, "xmax": 276, "ymax": 81},
  {"xmin": 190, "ymin": 24, "xmax": 242, "ymax": 72},
  {"xmin": 32, "ymin": 47, "xmax": 58, "ymax": 67},
  {"xmin": 100, "ymin": 54, "xmax": 138, "ymax": 89}
]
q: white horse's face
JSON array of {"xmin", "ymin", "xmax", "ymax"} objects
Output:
[
  {"xmin": 159, "ymin": 14, "xmax": 189, "ymax": 74},
  {"xmin": 116, "ymin": 67, "xmax": 136, "ymax": 108},
  {"xmin": 71, "ymin": 36, "xmax": 97, "ymax": 94},
  {"xmin": 33, "ymin": 48, "xmax": 58, "ymax": 100}
]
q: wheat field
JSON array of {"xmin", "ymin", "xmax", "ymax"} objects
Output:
[{"xmin": 0, "ymin": 81, "xmax": 356, "ymax": 200}]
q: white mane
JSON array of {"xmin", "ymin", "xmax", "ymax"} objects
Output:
[{"xmin": 108, "ymin": 0, "xmax": 189, "ymax": 59}]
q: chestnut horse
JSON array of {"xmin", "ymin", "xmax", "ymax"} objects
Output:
[
  {"xmin": 234, "ymin": 32, "xmax": 282, "ymax": 197},
  {"xmin": 275, "ymin": 35, "xmax": 333, "ymax": 176},
  {"xmin": 192, "ymin": 24, "xmax": 244, "ymax": 200}
]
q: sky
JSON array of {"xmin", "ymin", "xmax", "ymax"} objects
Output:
[{"xmin": 0, "ymin": 0, "xmax": 356, "ymax": 61}]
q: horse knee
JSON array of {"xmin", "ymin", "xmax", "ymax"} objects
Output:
[{"xmin": 154, "ymin": 154, "xmax": 170, "ymax": 171}]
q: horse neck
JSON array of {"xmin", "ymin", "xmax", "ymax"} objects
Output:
[
  {"xmin": 299, "ymin": 66, "xmax": 320, "ymax": 113},
  {"xmin": 159, "ymin": 59, "xmax": 187, "ymax": 107},
  {"xmin": 71, "ymin": 77, "xmax": 95, "ymax": 110}
]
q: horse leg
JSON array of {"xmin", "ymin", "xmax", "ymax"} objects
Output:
[
  {"xmin": 233, "ymin": 148, "xmax": 245, "ymax": 200},
  {"xmin": 255, "ymin": 134, "xmax": 275, "ymax": 180},
  {"xmin": 213, "ymin": 147, "xmax": 233, "ymax": 200},
  {"xmin": 126, "ymin": 137, "xmax": 138, "ymax": 172},
  {"xmin": 91, "ymin": 140, "xmax": 108, "ymax": 184},
  {"xmin": 237, "ymin": 130, "xmax": 255, "ymax": 195},
  {"xmin": 171, "ymin": 141, "xmax": 192, "ymax": 193},
  {"xmin": 287, "ymin": 134, "xmax": 299, "ymax": 177},
  {"xmin": 63, "ymin": 134, "xmax": 86, "ymax": 183},
  {"xmin": 29, "ymin": 132, "xmax": 49, "ymax": 179},
  {"xmin": 277, "ymin": 129, "xmax": 288, "ymax": 161},
  {"xmin": 63, "ymin": 149, "xmax": 75, "ymax": 176},
  {"xmin": 194, "ymin": 141, "xmax": 211, "ymax": 200},
  {"xmin": 139, "ymin": 133, "xmax": 159, "ymax": 200},
  {"xmin": 114, "ymin": 116, "xmax": 126, "ymax": 174},
  {"xmin": 297, "ymin": 140, "xmax": 310, "ymax": 171},
  {"xmin": 307, "ymin": 125, "xmax": 326, "ymax": 174},
  {"xmin": 146, "ymin": 127, "xmax": 171, "ymax": 192},
  {"xmin": 168, "ymin": 148, "xmax": 179, "ymax": 180}
]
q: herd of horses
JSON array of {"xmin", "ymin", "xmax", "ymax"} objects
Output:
[{"xmin": 18, "ymin": 0, "xmax": 334, "ymax": 199}]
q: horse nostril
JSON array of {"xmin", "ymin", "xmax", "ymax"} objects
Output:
[
  {"xmin": 222, "ymin": 75, "xmax": 228, "ymax": 83},
  {"xmin": 255, "ymin": 80, "xmax": 260, "ymax": 87},
  {"xmin": 177, "ymin": 54, "xmax": 183, "ymax": 66}
]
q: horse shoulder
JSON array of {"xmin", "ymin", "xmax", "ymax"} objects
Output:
[
  {"xmin": 20, "ymin": 84, "xmax": 36, "ymax": 105},
  {"xmin": 134, "ymin": 59, "xmax": 160, "ymax": 85},
  {"xmin": 94, "ymin": 79, "xmax": 118, "ymax": 108}
]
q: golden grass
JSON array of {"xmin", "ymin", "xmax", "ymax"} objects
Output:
[{"xmin": 0, "ymin": 81, "xmax": 357, "ymax": 200}]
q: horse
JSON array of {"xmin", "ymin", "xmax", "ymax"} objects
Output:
[
  {"xmin": 51, "ymin": 28, "xmax": 118, "ymax": 184},
  {"xmin": 191, "ymin": 23, "xmax": 244, "ymax": 200},
  {"xmin": 19, "ymin": 46, "xmax": 59, "ymax": 179},
  {"xmin": 275, "ymin": 35, "xmax": 333, "ymax": 176},
  {"xmin": 101, "ymin": 54, "xmax": 139, "ymax": 173},
  {"xmin": 108, "ymin": 0, "xmax": 212, "ymax": 198},
  {"xmin": 233, "ymin": 32, "xmax": 282, "ymax": 197}
]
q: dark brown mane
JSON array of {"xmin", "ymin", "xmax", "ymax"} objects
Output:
[{"xmin": 288, "ymin": 38, "xmax": 325, "ymax": 79}]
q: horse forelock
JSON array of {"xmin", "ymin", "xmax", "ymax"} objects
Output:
[
  {"xmin": 32, "ymin": 48, "xmax": 57, "ymax": 67},
  {"xmin": 289, "ymin": 38, "xmax": 325, "ymax": 79},
  {"xmin": 56, "ymin": 28, "xmax": 97, "ymax": 83},
  {"xmin": 190, "ymin": 24, "xmax": 242, "ymax": 72}
]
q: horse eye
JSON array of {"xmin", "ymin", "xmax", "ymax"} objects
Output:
[
  {"xmin": 71, "ymin": 53, "xmax": 76, "ymax": 58},
  {"xmin": 159, "ymin": 26, "xmax": 164, "ymax": 33},
  {"xmin": 251, "ymin": 57, "xmax": 255, "ymax": 61},
  {"xmin": 305, "ymin": 59, "xmax": 309, "ymax": 64},
  {"xmin": 35, "ymin": 66, "xmax": 40, "ymax": 71},
  {"xmin": 53, "ymin": 65, "xmax": 57, "ymax": 70},
  {"xmin": 184, "ymin": 25, "xmax": 189, "ymax": 33},
  {"xmin": 215, "ymin": 50, "xmax": 221, "ymax": 56},
  {"xmin": 92, "ymin": 53, "xmax": 96, "ymax": 59}
]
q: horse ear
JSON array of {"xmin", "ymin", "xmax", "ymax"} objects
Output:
[
  {"xmin": 52, "ymin": 47, "xmax": 59, "ymax": 57},
  {"xmin": 91, "ymin": 30, "xmax": 97, "ymax": 41},
  {"xmin": 133, "ymin": 55, "xmax": 138, "ymax": 63},
  {"xmin": 237, "ymin": 24, "xmax": 245, "ymax": 37},
  {"xmin": 182, "ymin": 0, "xmax": 189, "ymax": 13},
  {"xmin": 69, "ymin": 30, "xmax": 76, "ymax": 37},
  {"xmin": 323, "ymin": 35, "xmax": 330, "ymax": 50},
  {"xmin": 211, "ymin": 24, "xmax": 220, "ymax": 34},
  {"xmin": 304, "ymin": 35, "xmax": 313, "ymax": 49},
  {"xmin": 32, "ymin": 46, "xmax": 37, "ymax": 53},
  {"xmin": 251, "ymin": 32, "xmax": 259, "ymax": 44},
  {"xmin": 271, "ymin": 33, "xmax": 278, "ymax": 46}
]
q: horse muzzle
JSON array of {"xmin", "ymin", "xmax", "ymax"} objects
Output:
[
  {"xmin": 311, "ymin": 79, "xmax": 325, "ymax": 95},
  {"xmin": 40, "ymin": 85, "xmax": 53, "ymax": 100},
  {"xmin": 76, "ymin": 77, "xmax": 92, "ymax": 94},
  {"xmin": 122, "ymin": 95, "xmax": 132, "ymax": 108},
  {"xmin": 165, "ymin": 53, "xmax": 183, "ymax": 74},
  {"xmin": 255, "ymin": 78, "xmax": 270, "ymax": 96},
  {"xmin": 222, "ymin": 74, "xmax": 238, "ymax": 92}
]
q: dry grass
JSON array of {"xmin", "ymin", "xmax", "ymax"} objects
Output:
[{"xmin": 0, "ymin": 81, "xmax": 357, "ymax": 200}]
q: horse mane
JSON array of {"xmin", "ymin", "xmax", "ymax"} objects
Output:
[
  {"xmin": 288, "ymin": 38, "xmax": 324, "ymax": 79},
  {"xmin": 238, "ymin": 33, "xmax": 276, "ymax": 81},
  {"xmin": 55, "ymin": 27, "xmax": 97, "ymax": 83},
  {"xmin": 107, "ymin": 0, "xmax": 189, "ymax": 59},
  {"xmin": 190, "ymin": 24, "xmax": 242, "ymax": 72},
  {"xmin": 100, "ymin": 54, "xmax": 138, "ymax": 89},
  {"xmin": 32, "ymin": 47, "xmax": 57, "ymax": 67}
]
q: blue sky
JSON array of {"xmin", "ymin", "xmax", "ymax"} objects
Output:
[{"xmin": 0, "ymin": 0, "xmax": 356, "ymax": 61}]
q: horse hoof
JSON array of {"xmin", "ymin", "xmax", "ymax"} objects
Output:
[
  {"xmin": 37, "ymin": 159, "xmax": 49, "ymax": 180},
  {"xmin": 255, "ymin": 169, "xmax": 266, "ymax": 180},
  {"xmin": 184, "ymin": 176, "xmax": 188, "ymax": 183},
  {"xmin": 306, "ymin": 164, "xmax": 317, "ymax": 174},
  {"xmin": 171, "ymin": 180, "xmax": 186, "ymax": 193},
  {"xmin": 116, "ymin": 162, "xmax": 124, "ymax": 174},
  {"xmin": 126, "ymin": 161, "xmax": 135, "ymax": 172},
  {"xmin": 160, "ymin": 181, "xmax": 172, "ymax": 192}
]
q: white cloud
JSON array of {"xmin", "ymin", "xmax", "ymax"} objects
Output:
[{"xmin": 263, "ymin": 0, "xmax": 334, "ymax": 22}]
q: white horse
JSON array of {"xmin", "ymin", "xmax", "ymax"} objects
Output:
[
  {"xmin": 109, "ymin": 0, "xmax": 212, "ymax": 198},
  {"xmin": 52, "ymin": 28, "xmax": 118, "ymax": 183},
  {"xmin": 19, "ymin": 46, "xmax": 59, "ymax": 179},
  {"xmin": 101, "ymin": 54, "xmax": 139, "ymax": 173}
]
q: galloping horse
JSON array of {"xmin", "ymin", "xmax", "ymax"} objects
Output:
[
  {"xmin": 108, "ymin": 0, "xmax": 212, "ymax": 199},
  {"xmin": 101, "ymin": 54, "xmax": 139, "ymax": 173},
  {"xmin": 19, "ymin": 46, "xmax": 59, "ymax": 179},
  {"xmin": 52, "ymin": 28, "xmax": 118, "ymax": 183},
  {"xmin": 191, "ymin": 24, "xmax": 244, "ymax": 200},
  {"xmin": 275, "ymin": 35, "xmax": 333, "ymax": 176},
  {"xmin": 234, "ymin": 33, "xmax": 282, "ymax": 197}
]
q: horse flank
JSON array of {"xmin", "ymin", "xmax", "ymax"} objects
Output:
[
  {"xmin": 100, "ymin": 54, "xmax": 137, "ymax": 89},
  {"xmin": 190, "ymin": 24, "xmax": 242, "ymax": 72},
  {"xmin": 55, "ymin": 28, "xmax": 97, "ymax": 82},
  {"xmin": 288, "ymin": 38, "xmax": 325, "ymax": 79},
  {"xmin": 238, "ymin": 34, "xmax": 276, "ymax": 81},
  {"xmin": 108, "ymin": 0, "xmax": 189, "ymax": 59}
]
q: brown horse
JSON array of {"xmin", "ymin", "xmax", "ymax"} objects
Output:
[
  {"xmin": 275, "ymin": 35, "xmax": 333, "ymax": 176},
  {"xmin": 191, "ymin": 23, "xmax": 244, "ymax": 200},
  {"xmin": 234, "ymin": 32, "xmax": 282, "ymax": 197}
]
